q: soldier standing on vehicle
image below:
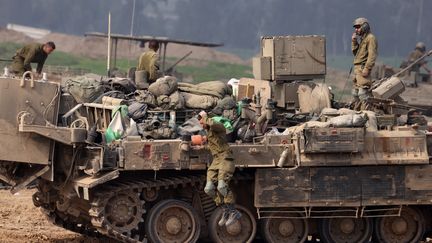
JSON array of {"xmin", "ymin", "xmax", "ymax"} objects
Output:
[
  {"xmin": 137, "ymin": 40, "xmax": 160, "ymax": 84},
  {"xmin": 401, "ymin": 42, "xmax": 431, "ymax": 75},
  {"xmin": 351, "ymin": 17, "xmax": 378, "ymax": 111},
  {"xmin": 198, "ymin": 111, "xmax": 242, "ymax": 227},
  {"xmin": 10, "ymin": 41, "xmax": 56, "ymax": 77}
]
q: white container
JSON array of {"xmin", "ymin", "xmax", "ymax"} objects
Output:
[{"xmin": 3, "ymin": 67, "xmax": 9, "ymax": 77}]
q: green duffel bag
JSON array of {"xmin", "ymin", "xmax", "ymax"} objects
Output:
[{"xmin": 63, "ymin": 75, "xmax": 105, "ymax": 103}]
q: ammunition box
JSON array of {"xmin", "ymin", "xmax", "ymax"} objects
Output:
[
  {"xmin": 372, "ymin": 76, "xmax": 405, "ymax": 99},
  {"xmin": 376, "ymin": 115, "xmax": 396, "ymax": 127},
  {"xmin": 301, "ymin": 127, "xmax": 364, "ymax": 153},
  {"xmin": 260, "ymin": 35, "xmax": 326, "ymax": 81},
  {"xmin": 252, "ymin": 57, "xmax": 271, "ymax": 80}
]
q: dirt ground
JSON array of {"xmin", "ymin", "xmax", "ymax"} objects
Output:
[{"xmin": 0, "ymin": 188, "xmax": 102, "ymax": 243}]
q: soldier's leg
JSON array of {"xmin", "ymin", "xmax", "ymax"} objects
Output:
[
  {"xmin": 204, "ymin": 160, "xmax": 220, "ymax": 203},
  {"xmin": 10, "ymin": 58, "xmax": 25, "ymax": 77},
  {"xmin": 351, "ymin": 88, "xmax": 360, "ymax": 110},
  {"xmin": 354, "ymin": 66, "xmax": 373, "ymax": 111},
  {"xmin": 217, "ymin": 158, "xmax": 241, "ymax": 226},
  {"xmin": 358, "ymin": 87, "xmax": 372, "ymax": 110},
  {"xmin": 351, "ymin": 65, "xmax": 361, "ymax": 109},
  {"xmin": 217, "ymin": 159, "xmax": 235, "ymax": 204}
]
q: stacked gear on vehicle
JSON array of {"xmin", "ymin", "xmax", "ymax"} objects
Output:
[{"xmin": 60, "ymin": 74, "xmax": 240, "ymax": 143}]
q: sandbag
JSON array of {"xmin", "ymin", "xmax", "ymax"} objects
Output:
[
  {"xmin": 133, "ymin": 90, "xmax": 157, "ymax": 107},
  {"xmin": 282, "ymin": 121, "xmax": 330, "ymax": 135},
  {"xmin": 328, "ymin": 113, "xmax": 368, "ymax": 127},
  {"xmin": 212, "ymin": 96, "xmax": 237, "ymax": 115},
  {"xmin": 156, "ymin": 95, "xmax": 170, "ymax": 110},
  {"xmin": 109, "ymin": 77, "xmax": 136, "ymax": 94},
  {"xmin": 63, "ymin": 75, "xmax": 105, "ymax": 103},
  {"xmin": 156, "ymin": 92, "xmax": 185, "ymax": 110},
  {"xmin": 181, "ymin": 92, "xmax": 219, "ymax": 109},
  {"xmin": 148, "ymin": 76, "xmax": 178, "ymax": 96},
  {"xmin": 169, "ymin": 91, "xmax": 185, "ymax": 110},
  {"xmin": 298, "ymin": 83, "xmax": 331, "ymax": 115},
  {"xmin": 178, "ymin": 81, "xmax": 230, "ymax": 98}
]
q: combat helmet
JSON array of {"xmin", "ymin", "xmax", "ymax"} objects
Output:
[
  {"xmin": 353, "ymin": 17, "xmax": 370, "ymax": 35},
  {"xmin": 416, "ymin": 42, "xmax": 426, "ymax": 52},
  {"xmin": 353, "ymin": 17, "xmax": 368, "ymax": 27}
]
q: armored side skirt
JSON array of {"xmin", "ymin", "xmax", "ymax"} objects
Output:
[{"xmin": 255, "ymin": 165, "xmax": 432, "ymax": 208}]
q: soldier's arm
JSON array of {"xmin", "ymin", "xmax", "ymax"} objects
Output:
[
  {"xmin": 23, "ymin": 48, "xmax": 36, "ymax": 70},
  {"xmin": 207, "ymin": 118, "xmax": 226, "ymax": 133},
  {"xmin": 364, "ymin": 36, "xmax": 378, "ymax": 70},
  {"xmin": 148, "ymin": 54, "xmax": 160, "ymax": 81},
  {"xmin": 36, "ymin": 57, "xmax": 46, "ymax": 74},
  {"xmin": 351, "ymin": 38, "xmax": 359, "ymax": 56},
  {"xmin": 137, "ymin": 54, "xmax": 144, "ymax": 71}
]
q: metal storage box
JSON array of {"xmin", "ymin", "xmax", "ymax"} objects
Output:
[
  {"xmin": 261, "ymin": 35, "xmax": 326, "ymax": 81},
  {"xmin": 301, "ymin": 127, "xmax": 364, "ymax": 153},
  {"xmin": 252, "ymin": 57, "xmax": 271, "ymax": 80},
  {"xmin": 372, "ymin": 76, "xmax": 405, "ymax": 99}
]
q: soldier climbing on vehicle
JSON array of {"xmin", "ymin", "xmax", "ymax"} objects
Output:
[
  {"xmin": 10, "ymin": 41, "xmax": 56, "ymax": 77},
  {"xmin": 351, "ymin": 17, "xmax": 378, "ymax": 111},
  {"xmin": 198, "ymin": 110, "xmax": 242, "ymax": 227}
]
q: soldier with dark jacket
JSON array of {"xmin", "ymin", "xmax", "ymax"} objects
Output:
[
  {"xmin": 198, "ymin": 111, "xmax": 241, "ymax": 227},
  {"xmin": 137, "ymin": 40, "xmax": 160, "ymax": 84},
  {"xmin": 351, "ymin": 17, "xmax": 378, "ymax": 111},
  {"xmin": 10, "ymin": 41, "xmax": 56, "ymax": 76}
]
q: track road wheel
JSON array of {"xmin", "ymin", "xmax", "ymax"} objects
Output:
[
  {"xmin": 319, "ymin": 217, "xmax": 372, "ymax": 243},
  {"xmin": 209, "ymin": 204, "xmax": 256, "ymax": 243},
  {"xmin": 102, "ymin": 190, "xmax": 144, "ymax": 233},
  {"xmin": 373, "ymin": 207, "xmax": 425, "ymax": 243},
  {"xmin": 145, "ymin": 199, "xmax": 200, "ymax": 243},
  {"xmin": 261, "ymin": 215, "xmax": 308, "ymax": 243}
]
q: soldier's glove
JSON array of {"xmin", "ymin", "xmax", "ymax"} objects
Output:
[
  {"xmin": 204, "ymin": 181, "xmax": 216, "ymax": 197},
  {"xmin": 217, "ymin": 180, "xmax": 228, "ymax": 197},
  {"xmin": 362, "ymin": 68, "xmax": 370, "ymax": 77}
]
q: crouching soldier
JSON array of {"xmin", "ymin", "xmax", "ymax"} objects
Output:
[{"xmin": 198, "ymin": 111, "xmax": 241, "ymax": 227}]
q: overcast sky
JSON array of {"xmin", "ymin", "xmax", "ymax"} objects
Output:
[{"xmin": 0, "ymin": 0, "xmax": 430, "ymax": 57}]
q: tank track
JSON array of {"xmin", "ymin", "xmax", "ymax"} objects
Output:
[
  {"xmin": 41, "ymin": 208, "xmax": 104, "ymax": 238},
  {"xmin": 89, "ymin": 174, "xmax": 206, "ymax": 243}
]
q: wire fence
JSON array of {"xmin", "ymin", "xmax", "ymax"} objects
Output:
[{"xmin": 0, "ymin": 59, "xmax": 90, "ymax": 76}]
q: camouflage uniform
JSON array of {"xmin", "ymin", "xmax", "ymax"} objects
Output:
[
  {"xmin": 10, "ymin": 43, "xmax": 48, "ymax": 76},
  {"xmin": 204, "ymin": 118, "xmax": 235, "ymax": 206},
  {"xmin": 137, "ymin": 50, "xmax": 160, "ymax": 83}
]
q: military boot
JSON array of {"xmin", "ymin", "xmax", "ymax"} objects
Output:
[
  {"xmin": 218, "ymin": 204, "xmax": 230, "ymax": 227},
  {"xmin": 225, "ymin": 204, "xmax": 242, "ymax": 227}
]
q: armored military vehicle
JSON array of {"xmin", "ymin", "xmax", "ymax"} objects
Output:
[{"xmin": 1, "ymin": 36, "xmax": 432, "ymax": 243}]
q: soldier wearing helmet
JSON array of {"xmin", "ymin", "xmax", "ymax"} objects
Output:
[
  {"xmin": 351, "ymin": 17, "xmax": 378, "ymax": 111},
  {"xmin": 401, "ymin": 42, "xmax": 431, "ymax": 76}
]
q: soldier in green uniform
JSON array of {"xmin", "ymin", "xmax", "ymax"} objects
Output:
[
  {"xmin": 198, "ymin": 111, "xmax": 241, "ymax": 227},
  {"xmin": 10, "ymin": 41, "xmax": 56, "ymax": 77},
  {"xmin": 137, "ymin": 40, "xmax": 160, "ymax": 84},
  {"xmin": 351, "ymin": 17, "xmax": 378, "ymax": 110}
]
